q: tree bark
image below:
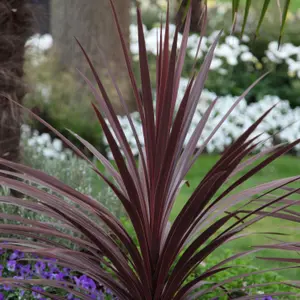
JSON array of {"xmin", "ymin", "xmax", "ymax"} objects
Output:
[
  {"xmin": 0, "ymin": 0, "xmax": 33, "ymax": 162},
  {"xmin": 175, "ymin": 0, "xmax": 205, "ymax": 33},
  {"xmin": 51, "ymin": 0, "xmax": 134, "ymax": 114}
]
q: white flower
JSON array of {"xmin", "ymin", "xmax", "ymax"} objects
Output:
[
  {"xmin": 239, "ymin": 45, "xmax": 249, "ymax": 52},
  {"xmin": 188, "ymin": 34, "xmax": 200, "ymax": 48},
  {"xmin": 36, "ymin": 133, "xmax": 51, "ymax": 145},
  {"xmin": 208, "ymin": 30, "xmax": 221, "ymax": 43},
  {"xmin": 188, "ymin": 47, "xmax": 203, "ymax": 60},
  {"xmin": 38, "ymin": 34, "xmax": 53, "ymax": 51},
  {"xmin": 60, "ymin": 153, "xmax": 67, "ymax": 161},
  {"xmin": 36, "ymin": 84, "xmax": 51, "ymax": 102},
  {"xmin": 287, "ymin": 58, "xmax": 300, "ymax": 72},
  {"xmin": 242, "ymin": 35, "xmax": 250, "ymax": 42},
  {"xmin": 218, "ymin": 68, "xmax": 228, "ymax": 75},
  {"xmin": 26, "ymin": 34, "xmax": 53, "ymax": 52},
  {"xmin": 227, "ymin": 56, "xmax": 238, "ymax": 66},
  {"xmin": 265, "ymin": 50, "xmax": 281, "ymax": 63},
  {"xmin": 21, "ymin": 124, "xmax": 31, "ymax": 134},
  {"xmin": 53, "ymin": 139, "xmax": 63, "ymax": 152},
  {"xmin": 27, "ymin": 138, "xmax": 36, "ymax": 147},
  {"xmin": 257, "ymin": 291, "xmax": 265, "ymax": 295},
  {"xmin": 240, "ymin": 52, "xmax": 254, "ymax": 62},
  {"xmin": 130, "ymin": 43, "xmax": 139, "ymax": 55},
  {"xmin": 266, "ymin": 41, "xmax": 299, "ymax": 61},
  {"xmin": 43, "ymin": 148, "xmax": 58, "ymax": 158},
  {"xmin": 268, "ymin": 41, "xmax": 279, "ymax": 52},
  {"xmin": 214, "ymin": 44, "xmax": 232, "ymax": 58},
  {"xmin": 225, "ymin": 36, "xmax": 239, "ymax": 48},
  {"xmin": 210, "ymin": 58, "xmax": 223, "ymax": 70}
]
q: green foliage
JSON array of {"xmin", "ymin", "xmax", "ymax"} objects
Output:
[
  {"xmin": 203, "ymin": 58, "xmax": 300, "ymax": 107},
  {"xmin": 22, "ymin": 133, "xmax": 123, "ymax": 219},
  {"xmin": 122, "ymin": 217, "xmax": 297, "ymax": 299},
  {"xmin": 24, "ymin": 52, "xmax": 105, "ymax": 154}
]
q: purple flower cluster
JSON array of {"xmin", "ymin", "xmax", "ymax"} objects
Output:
[{"xmin": 0, "ymin": 249, "xmax": 116, "ymax": 299}]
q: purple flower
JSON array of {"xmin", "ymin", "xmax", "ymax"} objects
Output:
[
  {"xmin": 46, "ymin": 258, "xmax": 57, "ymax": 269},
  {"xmin": 67, "ymin": 294, "xmax": 74, "ymax": 300},
  {"xmin": 50, "ymin": 266, "xmax": 60, "ymax": 273},
  {"xmin": 54, "ymin": 272, "xmax": 65, "ymax": 281},
  {"xmin": 0, "ymin": 292, "xmax": 4, "ymax": 300},
  {"xmin": 91, "ymin": 291, "xmax": 105, "ymax": 300},
  {"xmin": 32, "ymin": 286, "xmax": 45, "ymax": 299},
  {"xmin": 9, "ymin": 250, "xmax": 24, "ymax": 260},
  {"xmin": 73, "ymin": 276, "xmax": 81, "ymax": 287},
  {"xmin": 7, "ymin": 260, "xmax": 17, "ymax": 272},
  {"xmin": 97, "ymin": 290, "xmax": 105, "ymax": 300},
  {"xmin": 20, "ymin": 289, "xmax": 25, "ymax": 297},
  {"xmin": 67, "ymin": 294, "xmax": 80, "ymax": 300},
  {"xmin": 63, "ymin": 267, "xmax": 71, "ymax": 276},
  {"xmin": 35, "ymin": 261, "xmax": 46, "ymax": 274},
  {"xmin": 41, "ymin": 271, "xmax": 51, "ymax": 280},
  {"xmin": 3, "ymin": 284, "xmax": 12, "ymax": 291},
  {"xmin": 106, "ymin": 288, "xmax": 113, "ymax": 295},
  {"xmin": 82, "ymin": 277, "xmax": 96, "ymax": 293},
  {"xmin": 19, "ymin": 264, "xmax": 31, "ymax": 277}
]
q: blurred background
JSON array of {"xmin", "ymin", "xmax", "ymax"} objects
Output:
[{"xmin": 20, "ymin": 0, "xmax": 300, "ymax": 155}]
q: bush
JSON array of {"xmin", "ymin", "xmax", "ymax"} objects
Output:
[
  {"xmin": 24, "ymin": 35, "xmax": 105, "ymax": 154},
  {"xmin": 104, "ymin": 81, "xmax": 300, "ymax": 156},
  {"xmin": 130, "ymin": 23, "xmax": 300, "ymax": 107},
  {"xmin": 20, "ymin": 125, "xmax": 123, "ymax": 219}
]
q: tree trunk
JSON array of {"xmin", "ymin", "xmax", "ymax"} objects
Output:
[
  {"xmin": 51, "ymin": 0, "xmax": 134, "ymax": 114},
  {"xmin": 0, "ymin": 0, "xmax": 33, "ymax": 162},
  {"xmin": 175, "ymin": 0, "xmax": 205, "ymax": 33}
]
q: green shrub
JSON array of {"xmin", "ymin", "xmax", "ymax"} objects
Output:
[{"xmin": 24, "ymin": 51, "xmax": 105, "ymax": 154}]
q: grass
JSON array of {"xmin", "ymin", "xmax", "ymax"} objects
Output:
[
  {"xmin": 96, "ymin": 154, "xmax": 300, "ymax": 278},
  {"xmin": 172, "ymin": 154, "xmax": 300, "ymax": 280},
  {"xmin": 172, "ymin": 154, "xmax": 300, "ymax": 217},
  {"xmin": 23, "ymin": 151, "xmax": 300, "ymax": 281}
]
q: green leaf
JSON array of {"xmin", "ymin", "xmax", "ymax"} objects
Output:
[
  {"xmin": 231, "ymin": 0, "xmax": 240, "ymax": 33},
  {"xmin": 232, "ymin": 0, "xmax": 240, "ymax": 21},
  {"xmin": 255, "ymin": 0, "xmax": 271, "ymax": 38},
  {"xmin": 278, "ymin": 0, "xmax": 291, "ymax": 46},
  {"xmin": 241, "ymin": 0, "xmax": 252, "ymax": 36}
]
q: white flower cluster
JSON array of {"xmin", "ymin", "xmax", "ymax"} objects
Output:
[
  {"xmin": 25, "ymin": 34, "xmax": 53, "ymax": 66},
  {"xmin": 23, "ymin": 30, "xmax": 300, "ymax": 158},
  {"xmin": 20, "ymin": 125, "xmax": 123, "ymax": 217},
  {"xmin": 21, "ymin": 125, "xmax": 68, "ymax": 161},
  {"xmin": 130, "ymin": 24, "xmax": 257, "ymax": 74},
  {"xmin": 266, "ymin": 41, "xmax": 300, "ymax": 78},
  {"xmin": 130, "ymin": 23, "xmax": 300, "ymax": 79},
  {"xmin": 104, "ymin": 78, "xmax": 300, "ymax": 158},
  {"xmin": 26, "ymin": 34, "xmax": 53, "ymax": 53}
]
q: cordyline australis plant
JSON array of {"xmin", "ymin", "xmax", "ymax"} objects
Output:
[{"xmin": 1, "ymin": 1, "xmax": 300, "ymax": 299}]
